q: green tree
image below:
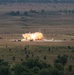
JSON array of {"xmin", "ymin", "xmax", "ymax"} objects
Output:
[
  {"xmin": 0, "ymin": 59, "xmax": 9, "ymax": 75},
  {"xmin": 12, "ymin": 63, "xmax": 28, "ymax": 75},
  {"xmin": 54, "ymin": 63, "xmax": 64, "ymax": 75},
  {"xmin": 54, "ymin": 63, "xmax": 64, "ymax": 71},
  {"xmin": 54, "ymin": 54, "xmax": 68, "ymax": 66},
  {"xmin": 22, "ymin": 58, "xmax": 50, "ymax": 69},
  {"xmin": 0, "ymin": 65, "xmax": 9, "ymax": 75},
  {"xmin": 39, "ymin": 69, "xmax": 49, "ymax": 75},
  {"xmin": 0, "ymin": 59, "xmax": 8, "ymax": 66},
  {"xmin": 31, "ymin": 66, "xmax": 40, "ymax": 74},
  {"xmin": 20, "ymin": 71, "xmax": 27, "ymax": 75},
  {"xmin": 49, "ymin": 67, "xmax": 61, "ymax": 75}
]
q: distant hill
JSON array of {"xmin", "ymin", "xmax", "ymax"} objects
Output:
[{"xmin": 0, "ymin": 0, "xmax": 74, "ymax": 4}]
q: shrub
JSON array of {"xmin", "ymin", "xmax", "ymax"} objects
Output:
[
  {"xmin": 68, "ymin": 65, "xmax": 72, "ymax": 72},
  {"xmin": 44, "ymin": 56, "xmax": 46, "ymax": 60}
]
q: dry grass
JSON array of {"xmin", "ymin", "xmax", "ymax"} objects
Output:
[{"xmin": 0, "ymin": 13, "xmax": 74, "ymax": 46}]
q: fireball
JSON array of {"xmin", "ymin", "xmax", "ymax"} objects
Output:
[{"xmin": 22, "ymin": 32, "xmax": 43, "ymax": 41}]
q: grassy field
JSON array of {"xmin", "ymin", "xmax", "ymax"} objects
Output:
[{"xmin": 0, "ymin": 45, "xmax": 74, "ymax": 71}]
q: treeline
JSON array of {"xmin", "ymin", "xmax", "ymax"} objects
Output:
[
  {"xmin": 6, "ymin": 10, "xmax": 44, "ymax": 16},
  {"xmin": 0, "ymin": 54, "xmax": 73, "ymax": 75},
  {"xmin": 0, "ymin": 0, "xmax": 74, "ymax": 4},
  {"xmin": 6, "ymin": 9, "xmax": 74, "ymax": 16}
]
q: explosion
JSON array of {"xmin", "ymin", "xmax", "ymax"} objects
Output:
[{"xmin": 22, "ymin": 32, "xmax": 43, "ymax": 41}]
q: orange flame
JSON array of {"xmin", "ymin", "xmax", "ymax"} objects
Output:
[{"xmin": 22, "ymin": 32, "xmax": 43, "ymax": 41}]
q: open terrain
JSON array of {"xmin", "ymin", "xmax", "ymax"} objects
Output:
[{"xmin": 0, "ymin": 3, "xmax": 74, "ymax": 75}]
